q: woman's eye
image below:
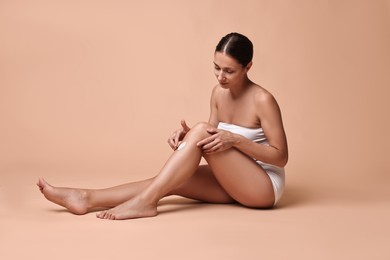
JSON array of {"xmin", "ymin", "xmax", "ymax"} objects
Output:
[{"xmin": 214, "ymin": 67, "xmax": 220, "ymax": 70}]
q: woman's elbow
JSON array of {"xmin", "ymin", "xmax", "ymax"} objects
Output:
[{"xmin": 276, "ymin": 152, "xmax": 288, "ymax": 168}]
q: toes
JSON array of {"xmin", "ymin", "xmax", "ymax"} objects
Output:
[
  {"xmin": 96, "ymin": 210, "xmax": 106, "ymax": 219},
  {"xmin": 96, "ymin": 210, "xmax": 116, "ymax": 220},
  {"xmin": 97, "ymin": 210, "xmax": 114, "ymax": 220},
  {"xmin": 36, "ymin": 183, "xmax": 43, "ymax": 192},
  {"xmin": 41, "ymin": 178, "xmax": 50, "ymax": 188},
  {"xmin": 106, "ymin": 211, "xmax": 115, "ymax": 220},
  {"xmin": 36, "ymin": 179, "xmax": 47, "ymax": 193},
  {"xmin": 96, "ymin": 211, "xmax": 103, "ymax": 218},
  {"xmin": 38, "ymin": 178, "xmax": 45, "ymax": 186},
  {"xmin": 37, "ymin": 178, "xmax": 50, "ymax": 190}
]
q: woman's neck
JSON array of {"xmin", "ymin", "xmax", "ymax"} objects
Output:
[{"xmin": 229, "ymin": 77, "xmax": 252, "ymax": 98}]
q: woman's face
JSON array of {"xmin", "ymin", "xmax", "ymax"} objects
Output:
[{"xmin": 213, "ymin": 51, "xmax": 251, "ymax": 88}]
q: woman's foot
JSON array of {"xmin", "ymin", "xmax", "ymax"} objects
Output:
[
  {"xmin": 96, "ymin": 196, "xmax": 157, "ymax": 220},
  {"xmin": 37, "ymin": 178, "xmax": 90, "ymax": 215}
]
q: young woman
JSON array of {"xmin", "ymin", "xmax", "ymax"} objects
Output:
[{"xmin": 37, "ymin": 32, "xmax": 288, "ymax": 220}]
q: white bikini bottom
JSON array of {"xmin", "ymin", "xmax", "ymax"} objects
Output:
[{"xmin": 256, "ymin": 161, "xmax": 285, "ymax": 206}]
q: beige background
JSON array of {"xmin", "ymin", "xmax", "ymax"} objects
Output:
[{"xmin": 1, "ymin": 0, "xmax": 389, "ymax": 259}]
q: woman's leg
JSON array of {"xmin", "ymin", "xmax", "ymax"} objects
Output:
[
  {"xmin": 167, "ymin": 165, "xmax": 235, "ymax": 204},
  {"xmin": 204, "ymin": 150, "xmax": 275, "ymax": 208},
  {"xmin": 37, "ymin": 165, "xmax": 234, "ymax": 215},
  {"xmin": 95, "ymin": 122, "xmax": 216, "ymax": 219},
  {"xmin": 37, "ymin": 178, "xmax": 153, "ymax": 215},
  {"xmin": 96, "ymin": 122, "xmax": 274, "ymax": 220},
  {"xmin": 38, "ymin": 122, "xmax": 274, "ymax": 219}
]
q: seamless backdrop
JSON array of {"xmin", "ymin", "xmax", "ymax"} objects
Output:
[{"xmin": 1, "ymin": 1, "xmax": 389, "ymax": 259}]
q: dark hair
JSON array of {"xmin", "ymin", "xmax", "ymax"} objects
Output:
[{"xmin": 215, "ymin": 32, "xmax": 253, "ymax": 67}]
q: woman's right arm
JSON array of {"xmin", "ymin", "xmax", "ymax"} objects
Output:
[
  {"xmin": 167, "ymin": 120, "xmax": 191, "ymax": 150},
  {"xmin": 168, "ymin": 85, "xmax": 219, "ymax": 150},
  {"xmin": 208, "ymin": 85, "xmax": 220, "ymax": 127}
]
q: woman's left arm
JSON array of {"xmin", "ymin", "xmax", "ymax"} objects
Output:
[
  {"xmin": 235, "ymin": 92, "xmax": 288, "ymax": 167},
  {"xmin": 198, "ymin": 92, "xmax": 288, "ymax": 168}
]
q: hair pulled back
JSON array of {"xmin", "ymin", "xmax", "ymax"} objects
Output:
[{"xmin": 215, "ymin": 32, "xmax": 253, "ymax": 67}]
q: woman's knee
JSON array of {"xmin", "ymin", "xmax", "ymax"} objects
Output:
[
  {"xmin": 186, "ymin": 122, "xmax": 213, "ymax": 139},
  {"xmin": 191, "ymin": 122, "xmax": 212, "ymax": 131}
]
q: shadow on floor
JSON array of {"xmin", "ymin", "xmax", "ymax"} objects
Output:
[
  {"xmin": 157, "ymin": 197, "xmax": 212, "ymax": 215},
  {"xmin": 275, "ymin": 183, "xmax": 316, "ymax": 209}
]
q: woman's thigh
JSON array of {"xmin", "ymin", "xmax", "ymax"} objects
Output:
[
  {"xmin": 169, "ymin": 165, "xmax": 235, "ymax": 204},
  {"xmin": 172, "ymin": 121, "xmax": 274, "ymax": 207},
  {"xmin": 204, "ymin": 148, "xmax": 275, "ymax": 208}
]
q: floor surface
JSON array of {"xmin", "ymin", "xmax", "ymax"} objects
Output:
[{"xmin": 1, "ymin": 166, "xmax": 389, "ymax": 260}]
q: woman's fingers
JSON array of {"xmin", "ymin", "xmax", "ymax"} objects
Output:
[
  {"xmin": 168, "ymin": 136, "xmax": 176, "ymax": 150},
  {"xmin": 168, "ymin": 131, "xmax": 180, "ymax": 150},
  {"xmin": 173, "ymin": 132, "xmax": 181, "ymax": 149},
  {"xmin": 196, "ymin": 128, "xmax": 217, "ymax": 147},
  {"xmin": 203, "ymin": 139, "xmax": 224, "ymax": 154},
  {"xmin": 168, "ymin": 120, "xmax": 191, "ymax": 150},
  {"xmin": 197, "ymin": 135, "xmax": 219, "ymax": 150},
  {"xmin": 202, "ymin": 142, "xmax": 218, "ymax": 152},
  {"xmin": 181, "ymin": 120, "xmax": 190, "ymax": 133},
  {"xmin": 197, "ymin": 136, "xmax": 211, "ymax": 147},
  {"xmin": 204, "ymin": 146, "xmax": 219, "ymax": 154},
  {"xmin": 198, "ymin": 129, "xmax": 232, "ymax": 153}
]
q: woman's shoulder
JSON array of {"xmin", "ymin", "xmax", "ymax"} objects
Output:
[
  {"xmin": 251, "ymin": 85, "xmax": 278, "ymax": 108},
  {"xmin": 211, "ymin": 84, "xmax": 225, "ymax": 98},
  {"xmin": 251, "ymin": 84, "xmax": 273, "ymax": 99},
  {"xmin": 212, "ymin": 84, "xmax": 223, "ymax": 92}
]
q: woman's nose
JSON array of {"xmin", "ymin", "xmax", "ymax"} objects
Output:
[{"xmin": 217, "ymin": 72, "xmax": 225, "ymax": 81}]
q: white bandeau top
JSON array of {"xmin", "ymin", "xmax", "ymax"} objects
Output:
[{"xmin": 217, "ymin": 122, "xmax": 268, "ymax": 145}]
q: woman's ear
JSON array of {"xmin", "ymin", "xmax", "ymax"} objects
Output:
[{"xmin": 245, "ymin": 61, "xmax": 253, "ymax": 72}]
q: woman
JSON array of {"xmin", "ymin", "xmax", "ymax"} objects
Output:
[{"xmin": 37, "ymin": 32, "xmax": 288, "ymax": 220}]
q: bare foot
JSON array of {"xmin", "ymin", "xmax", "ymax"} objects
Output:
[
  {"xmin": 96, "ymin": 196, "xmax": 157, "ymax": 220},
  {"xmin": 37, "ymin": 178, "xmax": 90, "ymax": 215}
]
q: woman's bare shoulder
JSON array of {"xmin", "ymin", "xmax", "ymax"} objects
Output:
[
  {"xmin": 211, "ymin": 84, "xmax": 225, "ymax": 99},
  {"xmin": 252, "ymin": 84, "xmax": 274, "ymax": 100},
  {"xmin": 252, "ymin": 85, "xmax": 279, "ymax": 110},
  {"xmin": 212, "ymin": 84, "xmax": 223, "ymax": 93}
]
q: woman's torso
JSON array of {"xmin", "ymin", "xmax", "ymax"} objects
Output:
[{"xmin": 215, "ymin": 84, "xmax": 267, "ymax": 128}]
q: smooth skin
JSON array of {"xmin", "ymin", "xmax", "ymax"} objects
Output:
[{"xmin": 37, "ymin": 51, "xmax": 288, "ymax": 220}]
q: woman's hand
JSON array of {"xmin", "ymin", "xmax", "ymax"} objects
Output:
[
  {"xmin": 168, "ymin": 120, "xmax": 191, "ymax": 150},
  {"xmin": 197, "ymin": 127, "xmax": 238, "ymax": 154}
]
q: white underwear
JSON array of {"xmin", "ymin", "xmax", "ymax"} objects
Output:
[{"xmin": 256, "ymin": 160, "xmax": 285, "ymax": 206}]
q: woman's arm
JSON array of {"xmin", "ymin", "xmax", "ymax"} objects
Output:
[
  {"xmin": 198, "ymin": 91, "xmax": 288, "ymax": 168},
  {"xmin": 167, "ymin": 120, "xmax": 191, "ymax": 150},
  {"xmin": 233, "ymin": 92, "xmax": 288, "ymax": 167},
  {"xmin": 208, "ymin": 85, "xmax": 220, "ymax": 127}
]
